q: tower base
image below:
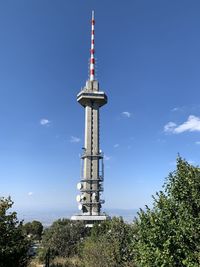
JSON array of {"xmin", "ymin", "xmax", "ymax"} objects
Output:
[{"xmin": 71, "ymin": 214, "xmax": 110, "ymax": 227}]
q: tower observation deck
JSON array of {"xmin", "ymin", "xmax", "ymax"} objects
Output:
[{"xmin": 71, "ymin": 11, "xmax": 109, "ymax": 225}]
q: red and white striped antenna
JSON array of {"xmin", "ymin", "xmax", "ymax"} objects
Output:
[{"xmin": 90, "ymin": 10, "xmax": 95, "ymax": 81}]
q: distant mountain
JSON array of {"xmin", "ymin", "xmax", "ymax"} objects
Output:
[
  {"xmin": 17, "ymin": 208, "xmax": 138, "ymax": 226},
  {"xmin": 105, "ymin": 208, "xmax": 138, "ymax": 222}
]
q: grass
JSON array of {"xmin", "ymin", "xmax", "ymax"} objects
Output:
[
  {"xmin": 28, "ymin": 258, "xmax": 44, "ymax": 267},
  {"xmin": 50, "ymin": 256, "xmax": 83, "ymax": 267},
  {"xmin": 28, "ymin": 256, "xmax": 83, "ymax": 267}
]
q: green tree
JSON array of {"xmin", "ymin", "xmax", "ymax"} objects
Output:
[
  {"xmin": 0, "ymin": 197, "xmax": 30, "ymax": 267},
  {"xmin": 41, "ymin": 219, "xmax": 88, "ymax": 259},
  {"xmin": 82, "ymin": 217, "xmax": 137, "ymax": 267},
  {"xmin": 134, "ymin": 157, "xmax": 200, "ymax": 266},
  {"xmin": 23, "ymin": 220, "xmax": 43, "ymax": 240},
  {"xmin": 82, "ymin": 235, "xmax": 119, "ymax": 267}
]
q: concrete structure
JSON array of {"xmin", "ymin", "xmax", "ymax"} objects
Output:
[{"xmin": 71, "ymin": 11, "xmax": 109, "ymax": 225}]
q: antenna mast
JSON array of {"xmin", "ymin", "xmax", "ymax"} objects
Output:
[{"xmin": 90, "ymin": 10, "xmax": 95, "ymax": 81}]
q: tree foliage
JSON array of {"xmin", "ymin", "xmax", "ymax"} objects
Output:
[
  {"xmin": 0, "ymin": 197, "xmax": 30, "ymax": 267},
  {"xmin": 81, "ymin": 217, "xmax": 137, "ymax": 267},
  {"xmin": 23, "ymin": 220, "xmax": 43, "ymax": 240},
  {"xmin": 134, "ymin": 157, "xmax": 200, "ymax": 266},
  {"xmin": 41, "ymin": 219, "xmax": 88, "ymax": 258}
]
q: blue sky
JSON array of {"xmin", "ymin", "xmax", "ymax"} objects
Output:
[{"xmin": 1, "ymin": 0, "xmax": 200, "ymax": 215}]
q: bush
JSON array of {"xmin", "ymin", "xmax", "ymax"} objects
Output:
[
  {"xmin": 50, "ymin": 256, "xmax": 83, "ymax": 267},
  {"xmin": 41, "ymin": 219, "xmax": 89, "ymax": 259},
  {"xmin": 81, "ymin": 217, "xmax": 137, "ymax": 267}
]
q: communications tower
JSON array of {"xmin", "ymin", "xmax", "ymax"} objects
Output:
[{"xmin": 71, "ymin": 11, "xmax": 109, "ymax": 225}]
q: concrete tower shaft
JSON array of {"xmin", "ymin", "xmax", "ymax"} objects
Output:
[{"xmin": 77, "ymin": 80, "xmax": 107, "ymax": 216}]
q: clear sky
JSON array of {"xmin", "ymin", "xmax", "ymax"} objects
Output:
[{"xmin": 1, "ymin": 0, "xmax": 200, "ymax": 214}]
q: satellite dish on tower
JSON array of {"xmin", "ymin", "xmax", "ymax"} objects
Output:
[
  {"xmin": 78, "ymin": 204, "xmax": 83, "ymax": 210},
  {"xmin": 76, "ymin": 195, "xmax": 81, "ymax": 202},
  {"xmin": 92, "ymin": 193, "xmax": 97, "ymax": 200},
  {"xmin": 77, "ymin": 182, "xmax": 83, "ymax": 190}
]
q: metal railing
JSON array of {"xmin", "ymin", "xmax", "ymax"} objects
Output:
[{"xmin": 81, "ymin": 152, "xmax": 104, "ymax": 159}]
